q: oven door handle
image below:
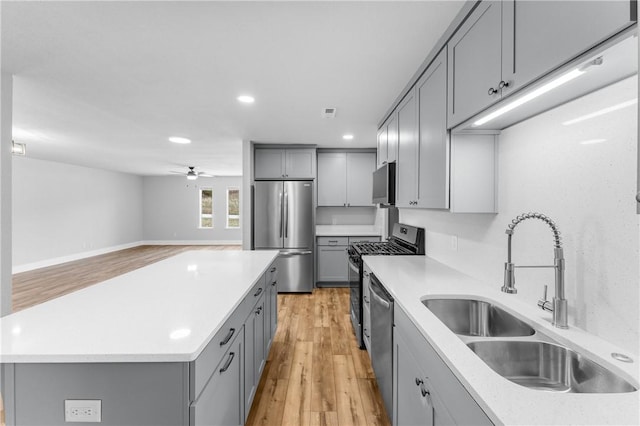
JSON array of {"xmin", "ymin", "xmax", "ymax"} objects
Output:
[{"xmin": 348, "ymin": 259, "xmax": 360, "ymax": 274}]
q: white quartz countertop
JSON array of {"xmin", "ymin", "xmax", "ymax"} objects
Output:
[
  {"xmin": 316, "ymin": 225, "xmax": 382, "ymax": 237},
  {"xmin": 0, "ymin": 250, "xmax": 279, "ymax": 364},
  {"xmin": 364, "ymin": 255, "xmax": 640, "ymax": 426}
]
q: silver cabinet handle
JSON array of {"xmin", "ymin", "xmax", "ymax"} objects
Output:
[
  {"xmin": 219, "ymin": 328, "xmax": 235, "ymax": 346},
  {"xmin": 254, "ymin": 287, "xmax": 263, "ymax": 297},
  {"xmin": 219, "ymin": 352, "xmax": 235, "ymax": 373}
]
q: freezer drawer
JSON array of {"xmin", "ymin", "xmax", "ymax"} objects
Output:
[{"xmin": 276, "ymin": 250, "xmax": 313, "ymax": 293}]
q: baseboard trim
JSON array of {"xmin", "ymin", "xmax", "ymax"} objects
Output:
[
  {"xmin": 142, "ymin": 240, "xmax": 243, "ymax": 246},
  {"xmin": 12, "ymin": 241, "xmax": 144, "ymax": 274},
  {"xmin": 13, "ymin": 240, "xmax": 244, "ymax": 273}
]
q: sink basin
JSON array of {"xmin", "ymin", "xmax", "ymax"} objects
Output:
[
  {"xmin": 422, "ymin": 298, "xmax": 535, "ymax": 337},
  {"xmin": 467, "ymin": 341, "xmax": 638, "ymax": 393}
]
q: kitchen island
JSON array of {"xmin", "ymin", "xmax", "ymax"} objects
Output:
[{"xmin": 0, "ymin": 250, "xmax": 279, "ymax": 425}]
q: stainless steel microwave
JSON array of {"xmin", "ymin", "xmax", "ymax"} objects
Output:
[{"xmin": 372, "ymin": 162, "xmax": 396, "ymax": 205}]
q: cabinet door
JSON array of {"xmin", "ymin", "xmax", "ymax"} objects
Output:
[
  {"xmin": 285, "ymin": 149, "xmax": 316, "ymax": 179},
  {"xmin": 269, "ymin": 277, "xmax": 278, "ymax": 342},
  {"xmin": 396, "ymin": 89, "xmax": 418, "ymax": 207},
  {"xmin": 346, "ymin": 152, "xmax": 376, "ymax": 206},
  {"xmin": 502, "ymin": 0, "xmax": 635, "ymax": 96},
  {"xmin": 317, "ymin": 152, "xmax": 347, "ymax": 206},
  {"xmin": 386, "ymin": 114, "xmax": 399, "ymax": 163},
  {"xmin": 447, "ymin": 1, "xmax": 502, "ymax": 128},
  {"xmin": 192, "ymin": 333, "xmax": 243, "ymax": 426},
  {"xmin": 394, "ymin": 329, "xmax": 435, "ymax": 426},
  {"xmin": 377, "ymin": 126, "xmax": 388, "ymax": 167},
  {"xmin": 417, "ymin": 49, "xmax": 449, "ymax": 209},
  {"xmin": 254, "ymin": 300, "xmax": 266, "ymax": 380},
  {"xmin": 255, "ymin": 149, "xmax": 285, "ymax": 179},
  {"xmin": 244, "ymin": 315, "xmax": 256, "ymax": 416},
  {"xmin": 317, "ymin": 246, "xmax": 348, "ymax": 282}
]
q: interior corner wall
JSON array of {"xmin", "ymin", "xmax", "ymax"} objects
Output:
[
  {"xmin": 400, "ymin": 76, "xmax": 639, "ymax": 354},
  {"xmin": 142, "ymin": 175, "xmax": 242, "ymax": 243},
  {"xmin": 1, "ymin": 72, "xmax": 13, "ymax": 316},
  {"xmin": 12, "ymin": 157, "xmax": 144, "ymax": 269}
]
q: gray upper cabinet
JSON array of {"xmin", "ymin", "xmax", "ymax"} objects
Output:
[
  {"xmin": 254, "ymin": 148, "xmax": 316, "ymax": 179},
  {"xmin": 395, "ymin": 90, "xmax": 418, "ymax": 208},
  {"xmin": 501, "ymin": 0, "xmax": 635, "ymax": 97},
  {"xmin": 386, "ymin": 114, "xmax": 399, "ymax": 164},
  {"xmin": 377, "ymin": 126, "xmax": 388, "ymax": 168},
  {"xmin": 397, "ymin": 48, "xmax": 450, "ymax": 209},
  {"xmin": 447, "ymin": 1, "xmax": 503, "ymax": 128},
  {"xmin": 317, "ymin": 152, "xmax": 376, "ymax": 207},
  {"xmin": 346, "ymin": 152, "xmax": 377, "ymax": 206},
  {"xmin": 448, "ymin": 0, "xmax": 636, "ymax": 128},
  {"xmin": 417, "ymin": 49, "xmax": 449, "ymax": 209}
]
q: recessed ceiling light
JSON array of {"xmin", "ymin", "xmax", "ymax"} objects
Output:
[
  {"xmin": 169, "ymin": 136, "xmax": 191, "ymax": 144},
  {"xmin": 343, "ymin": 134, "xmax": 354, "ymax": 140},
  {"xmin": 237, "ymin": 95, "xmax": 255, "ymax": 104}
]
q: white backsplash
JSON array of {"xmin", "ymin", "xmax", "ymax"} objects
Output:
[{"xmin": 400, "ymin": 76, "xmax": 639, "ymax": 354}]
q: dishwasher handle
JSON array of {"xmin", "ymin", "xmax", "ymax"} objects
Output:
[{"xmin": 370, "ymin": 275, "xmax": 391, "ymax": 310}]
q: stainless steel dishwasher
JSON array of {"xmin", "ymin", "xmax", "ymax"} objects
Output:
[{"xmin": 369, "ymin": 273, "xmax": 394, "ymax": 421}]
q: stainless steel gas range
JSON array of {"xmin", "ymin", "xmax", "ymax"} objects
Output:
[{"xmin": 347, "ymin": 223, "xmax": 425, "ymax": 349}]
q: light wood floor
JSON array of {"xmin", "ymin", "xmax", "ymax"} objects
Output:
[
  {"xmin": 246, "ymin": 289, "xmax": 389, "ymax": 426},
  {"xmin": 11, "ymin": 245, "xmax": 240, "ymax": 312},
  {"xmin": 10, "ymin": 245, "xmax": 389, "ymax": 426}
]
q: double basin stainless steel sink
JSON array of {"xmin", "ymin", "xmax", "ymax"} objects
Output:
[{"xmin": 422, "ymin": 298, "xmax": 637, "ymax": 393}]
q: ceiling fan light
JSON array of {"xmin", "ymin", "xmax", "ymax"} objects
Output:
[{"xmin": 186, "ymin": 171, "xmax": 198, "ymax": 180}]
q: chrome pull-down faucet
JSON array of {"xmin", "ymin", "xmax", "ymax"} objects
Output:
[{"xmin": 501, "ymin": 212, "xmax": 568, "ymax": 329}]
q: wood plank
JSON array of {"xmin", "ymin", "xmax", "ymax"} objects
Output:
[
  {"xmin": 333, "ymin": 354, "xmax": 367, "ymax": 426},
  {"xmin": 311, "ymin": 327, "xmax": 336, "ymax": 412},
  {"xmin": 357, "ymin": 378, "xmax": 391, "ymax": 426},
  {"xmin": 310, "ymin": 411, "xmax": 339, "ymax": 426},
  {"xmin": 245, "ymin": 378, "xmax": 288, "ymax": 426},
  {"xmin": 281, "ymin": 341, "xmax": 313, "ymax": 425}
]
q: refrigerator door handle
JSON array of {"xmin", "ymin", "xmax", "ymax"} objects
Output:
[
  {"xmin": 279, "ymin": 250, "xmax": 313, "ymax": 257},
  {"xmin": 284, "ymin": 191, "xmax": 289, "ymax": 238},
  {"xmin": 279, "ymin": 191, "xmax": 283, "ymax": 238}
]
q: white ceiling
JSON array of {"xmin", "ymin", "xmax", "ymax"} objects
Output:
[{"xmin": 1, "ymin": 1, "xmax": 465, "ymax": 177}]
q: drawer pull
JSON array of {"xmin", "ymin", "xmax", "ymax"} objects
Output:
[
  {"xmin": 256, "ymin": 306, "xmax": 263, "ymax": 315},
  {"xmin": 254, "ymin": 287, "xmax": 263, "ymax": 297},
  {"xmin": 270, "ymin": 267, "xmax": 277, "ymax": 272},
  {"xmin": 271, "ymin": 281, "xmax": 277, "ymax": 287},
  {"xmin": 219, "ymin": 352, "xmax": 235, "ymax": 373},
  {"xmin": 220, "ymin": 328, "xmax": 236, "ymax": 346},
  {"xmin": 363, "ymin": 295, "xmax": 369, "ymax": 305}
]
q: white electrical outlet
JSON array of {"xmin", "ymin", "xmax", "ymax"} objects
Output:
[
  {"xmin": 451, "ymin": 235, "xmax": 458, "ymax": 251},
  {"xmin": 64, "ymin": 400, "xmax": 102, "ymax": 423}
]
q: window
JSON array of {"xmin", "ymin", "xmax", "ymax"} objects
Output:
[
  {"xmin": 199, "ymin": 188, "xmax": 213, "ymax": 228},
  {"xmin": 227, "ymin": 187, "xmax": 240, "ymax": 228}
]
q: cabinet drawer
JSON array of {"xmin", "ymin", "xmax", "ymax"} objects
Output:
[
  {"xmin": 348, "ymin": 236, "xmax": 381, "ymax": 244},
  {"xmin": 190, "ymin": 309, "xmax": 246, "ymax": 401},
  {"xmin": 317, "ymin": 236, "xmax": 349, "ymax": 246}
]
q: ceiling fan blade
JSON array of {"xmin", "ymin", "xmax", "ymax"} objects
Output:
[
  {"xmin": 169, "ymin": 171, "xmax": 185, "ymax": 175},
  {"xmin": 198, "ymin": 173, "xmax": 214, "ymax": 177}
]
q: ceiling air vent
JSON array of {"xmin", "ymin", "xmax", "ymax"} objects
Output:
[{"xmin": 321, "ymin": 107, "xmax": 337, "ymax": 118}]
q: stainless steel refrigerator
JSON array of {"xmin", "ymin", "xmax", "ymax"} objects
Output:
[{"xmin": 253, "ymin": 181, "xmax": 314, "ymax": 292}]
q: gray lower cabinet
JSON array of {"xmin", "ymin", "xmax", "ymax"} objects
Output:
[
  {"xmin": 3, "ymin": 263, "xmax": 279, "ymax": 426},
  {"xmin": 393, "ymin": 305, "xmax": 492, "ymax": 426},
  {"xmin": 192, "ymin": 331, "xmax": 243, "ymax": 426},
  {"xmin": 316, "ymin": 236, "xmax": 380, "ymax": 285}
]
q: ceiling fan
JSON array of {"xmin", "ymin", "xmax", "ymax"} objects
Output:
[{"xmin": 170, "ymin": 166, "xmax": 213, "ymax": 180}]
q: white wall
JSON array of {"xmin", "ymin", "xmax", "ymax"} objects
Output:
[
  {"xmin": 1, "ymin": 72, "xmax": 13, "ymax": 315},
  {"xmin": 316, "ymin": 206, "xmax": 377, "ymax": 225},
  {"xmin": 400, "ymin": 76, "xmax": 639, "ymax": 354},
  {"xmin": 142, "ymin": 176, "xmax": 242, "ymax": 243},
  {"xmin": 12, "ymin": 157, "xmax": 144, "ymax": 270}
]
